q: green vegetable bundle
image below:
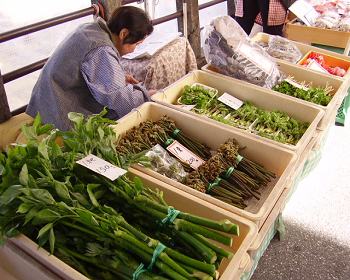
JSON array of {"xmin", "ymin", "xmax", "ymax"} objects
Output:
[
  {"xmin": 0, "ymin": 110, "xmax": 238, "ymax": 280},
  {"xmin": 179, "ymin": 85, "xmax": 310, "ymax": 145},
  {"xmin": 273, "ymin": 79, "xmax": 333, "ymax": 106},
  {"xmin": 179, "ymin": 85, "xmax": 217, "ymax": 112}
]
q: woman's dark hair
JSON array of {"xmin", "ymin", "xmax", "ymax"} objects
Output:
[{"xmin": 107, "ymin": 6, "xmax": 153, "ymax": 44}]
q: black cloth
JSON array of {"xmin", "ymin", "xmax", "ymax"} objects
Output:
[{"xmin": 235, "ymin": 0, "xmax": 285, "ymax": 36}]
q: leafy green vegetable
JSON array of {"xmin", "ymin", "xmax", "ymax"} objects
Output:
[
  {"xmin": 178, "ymin": 85, "xmax": 310, "ymax": 145},
  {"xmin": 273, "ymin": 80, "xmax": 333, "ymax": 106},
  {"xmin": 0, "ymin": 110, "xmax": 237, "ymax": 280}
]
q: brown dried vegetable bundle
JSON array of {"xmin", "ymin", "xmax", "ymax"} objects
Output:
[{"xmin": 185, "ymin": 139, "xmax": 276, "ymax": 209}]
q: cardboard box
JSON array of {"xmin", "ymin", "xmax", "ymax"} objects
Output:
[
  {"xmin": 285, "ymin": 19, "xmax": 350, "ymax": 51},
  {"xmin": 152, "ymin": 70, "xmax": 323, "ymax": 155},
  {"xmin": 8, "ymin": 170, "xmax": 258, "ymax": 280},
  {"xmin": 115, "ymin": 102, "xmax": 297, "ymax": 229}
]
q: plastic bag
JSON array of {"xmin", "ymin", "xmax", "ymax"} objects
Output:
[
  {"xmin": 145, "ymin": 144, "xmax": 187, "ymax": 182},
  {"xmin": 203, "ymin": 16, "xmax": 281, "ymax": 89},
  {"xmin": 266, "ymin": 36, "xmax": 303, "ymax": 63},
  {"xmin": 314, "ymin": 9, "xmax": 341, "ymax": 29},
  {"xmin": 338, "ymin": 16, "xmax": 350, "ymax": 31}
]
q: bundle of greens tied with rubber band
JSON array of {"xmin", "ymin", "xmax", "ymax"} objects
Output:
[
  {"xmin": 115, "ymin": 116, "xmax": 276, "ymax": 210},
  {"xmin": 179, "ymin": 84, "xmax": 310, "ymax": 145},
  {"xmin": 115, "ymin": 116, "xmax": 211, "ymax": 169},
  {"xmin": 0, "ymin": 109, "xmax": 240, "ymax": 280},
  {"xmin": 185, "ymin": 139, "xmax": 276, "ymax": 209},
  {"xmin": 272, "ymin": 77, "xmax": 334, "ymax": 106}
]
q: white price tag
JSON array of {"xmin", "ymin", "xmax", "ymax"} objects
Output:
[
  {"xmin": 237, "ymin": 42, "xmax": 274, "ymax": 75},
  {"xmin": 175, "ymin": 104, "xmax": 196, "ymax": 111},
  {"xmin": 306, "ymin": 60, "xmax": 328, "ymax": 74},
  {"xmin": 166, "ymin": 140, "xmax": 205, "ymax": 170},
  {"xmin": 284, "ymin": 78, "xmax": 309, "ymax": 91},
  {"xmin": 218, "ymin": 93, "xmax": 243, "ymax": 110},
  {"xmin": 77, "ymin": 154, "xmax": 127, "ymax": 181}
]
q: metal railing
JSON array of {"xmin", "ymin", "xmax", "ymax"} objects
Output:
[{"xmin": 0, "ymin": 0, "xmax": 229, "ymax": 119}]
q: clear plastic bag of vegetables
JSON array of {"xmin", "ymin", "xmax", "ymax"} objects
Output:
[
  {"xmin": 203, "ymin": 16, "xmax": 281, "ymax": 89},
  {"xmin": 145, "ymin": 144, "xmax": 188, "ymax": 182},
  {"xmin": 266, "ymin": 35, "xmax": 302, "ymax": 63}
]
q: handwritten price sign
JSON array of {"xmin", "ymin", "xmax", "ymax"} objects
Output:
[
  {"xmin": 77, "ymin": 154, "xmax": 127, "ymax": 181},
  {"xmin": 166, "ymin": 140, "xmax": 205, "ymax": 170}
]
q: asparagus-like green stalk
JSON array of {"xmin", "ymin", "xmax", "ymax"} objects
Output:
[
  {"xmin": 193, "ymin": 234, "xmax": 233, "ymax": 258},
  {"xmin": 177, "ymin": 231, "xmax": 217, "ymax": 264},
  {"xmin": 134, "ymin": 196, "xmax": 238, "ymax": 235},
  {"xmin": 174, "ymin": 219, "xmax": 232, "ymax": 246}
]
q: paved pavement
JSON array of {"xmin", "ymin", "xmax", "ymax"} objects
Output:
[{"xmin": 252, "ymin": 124, "xmax": 350, "ymax": 280}]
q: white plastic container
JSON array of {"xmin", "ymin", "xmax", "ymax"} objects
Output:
[
  {"xmin": 152, "ymin": 70, "xmax": 323, "ymax": 155},
  {"xmin": 115, "ymin": 102, "xmax": 297, "ymax": 229},
  {"xmin": 8, "ymin": 170, "xmax": 258, "ymax": 280}
]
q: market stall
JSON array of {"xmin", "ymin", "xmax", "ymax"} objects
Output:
[{"xmin": 1, "ymin": 2, "xmax": 349, "ymax": 280}]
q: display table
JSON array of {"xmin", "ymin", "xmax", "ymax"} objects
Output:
[{"xmin": 120, "ymin": 37, "xmax": 197, "ymax": 90}]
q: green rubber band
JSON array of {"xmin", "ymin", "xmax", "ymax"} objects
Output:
[
  {"xmin": 236, "ymin": 155, "xmax": 243, "ymax": 165},
  {"xmin": 223, "ymin": 166, "xmax": 235, "ymax": 179},
  {"xmin": 172, "ymin": 128, "xmax": 181, "ymax": 139},
  {"xmin": 164, "ymin": 138, "xmax": 174, "ymax": 147},
  {"xmin": 207, "ymin": 177, "xmax": 222, "ymax": 193},
  {"xmin": 161, "ymin": 206, "xmax": 181, "ymax": 225},
  {"xmin": 133, "ymin": 263, "xmax": 147, "ymax": 280},
  {"xmin": 148, "ymin": 243, "xmax": 166, "ymax": 270}
]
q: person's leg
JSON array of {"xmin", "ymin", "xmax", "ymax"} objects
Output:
[
  {"xmin": 259, "ymin": 0, "xmax": 285, "ymax": 36},
  {"xmin": 263, "ymin": 24, "xmax": 284, "ymax": 36},
  {"xmin": 235, "ymin": 0, "xmax": 260, "ymax": 35}
]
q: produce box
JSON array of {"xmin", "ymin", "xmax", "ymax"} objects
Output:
[
  {"xmin": 203, "ymin": 60, "xmax": 343, "ymax": 130},
  {"xmin": 8, "ymin": 170, "xmax": 257, "ymax": 280},
  {"xmin": 243, "ymin": 188, "xmax": 289, "ymax": 280},
  {"xmin": 286, "ymin": 133, "xmax": 319, "ymax": 201},
  {"xmin": 298, "ymin": 51, "xmax": 350, "ymax": 77},
  {"xmin": 252, "ymin": 32, "xmax": 350, "ymax": 84},
  {"xmin": 273, "ymin": 62, "xmax": 345, "ymax": 130},
  {"xmin": 115, "ymin": 102, "xmax": 297, "ymax": 229},
  {"xmin": 0, "ymin": 240, "xmax": 61, "ymax": 280},
  {"xmin": 152, "ymin": 70, "xmax": 323, "ymax": 156},
  {"xmin": 285, "ymin": 19, "xmax": 350, "ymax": 51}
]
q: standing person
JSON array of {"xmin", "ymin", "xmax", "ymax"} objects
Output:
[
  {"xmin": 234, "ymin": 0, "xmax": 288, "ymax": 36},
  {"xmin": 26, "ymin": 6, "xmax": 154, "ymax": 131}
]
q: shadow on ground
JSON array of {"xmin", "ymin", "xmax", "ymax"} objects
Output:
[{"xmin": 251, "ymin": 219, "xmax": 350, "ymax": 280}]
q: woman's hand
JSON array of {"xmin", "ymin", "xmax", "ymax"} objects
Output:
[
  {"xmin": 125, "ymin": 74, "xmax": 140, "ymax": 85},
  {"xmin": 148, "ymin": 89, "xmax": 157, "ymax": 96}
]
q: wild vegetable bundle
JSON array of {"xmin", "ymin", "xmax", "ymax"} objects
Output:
[
  {"xmin": 272, "ymin": 79, "xmax": 333, "ymax": 106},
  {"xmin": 0, "ymin": 110, "xmax": 238, "ymax": 280},
  {"xmin": 180, "ymin": 85, "xmax": 310, "ymax": 145},
  {"xmin": 186, "ymin": 139, "xmax": 276, "ymax": 209},
  {"xmin": 115, "ymin": 117, "xmax": 275, "ymax": 209}
]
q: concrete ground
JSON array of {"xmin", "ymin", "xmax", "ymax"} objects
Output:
[{"xmin": 251, "ymin": 123, "xmax": 350, "ymax": 280}]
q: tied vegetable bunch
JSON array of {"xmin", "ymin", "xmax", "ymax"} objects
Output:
[
  {"xmin": 0, "ymin": 110, "xmax": 239, "ymax": 280},
  {"xmin": 179, "ymin": 85, "xmax": 217, "ymax": 112},
  {"xmin": 116, "ymin": 116, "xmax": 211, "ymax": 163},
  {"xmin": 186, "ymin": 139, "xmax": 276, "ymax": 209},
  {"xmin": 273, "ymin": 78, "xmax": 333, "ymax": 106}
]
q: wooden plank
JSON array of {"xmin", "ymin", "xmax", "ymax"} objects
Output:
[
  {"xmin": 227, "ymin": 0, "xmax": 236, "ymax": 17},
  {"xmin": 176, "ymin": 0, "xmax": 184, "ymax": 34},
  {"xmin": 185, "ymin": 0, "xmax": 201, "ymax": 59},
  {"xmin": 0, "ymin": 71, "xmax": 11, "ymax": 123}
]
